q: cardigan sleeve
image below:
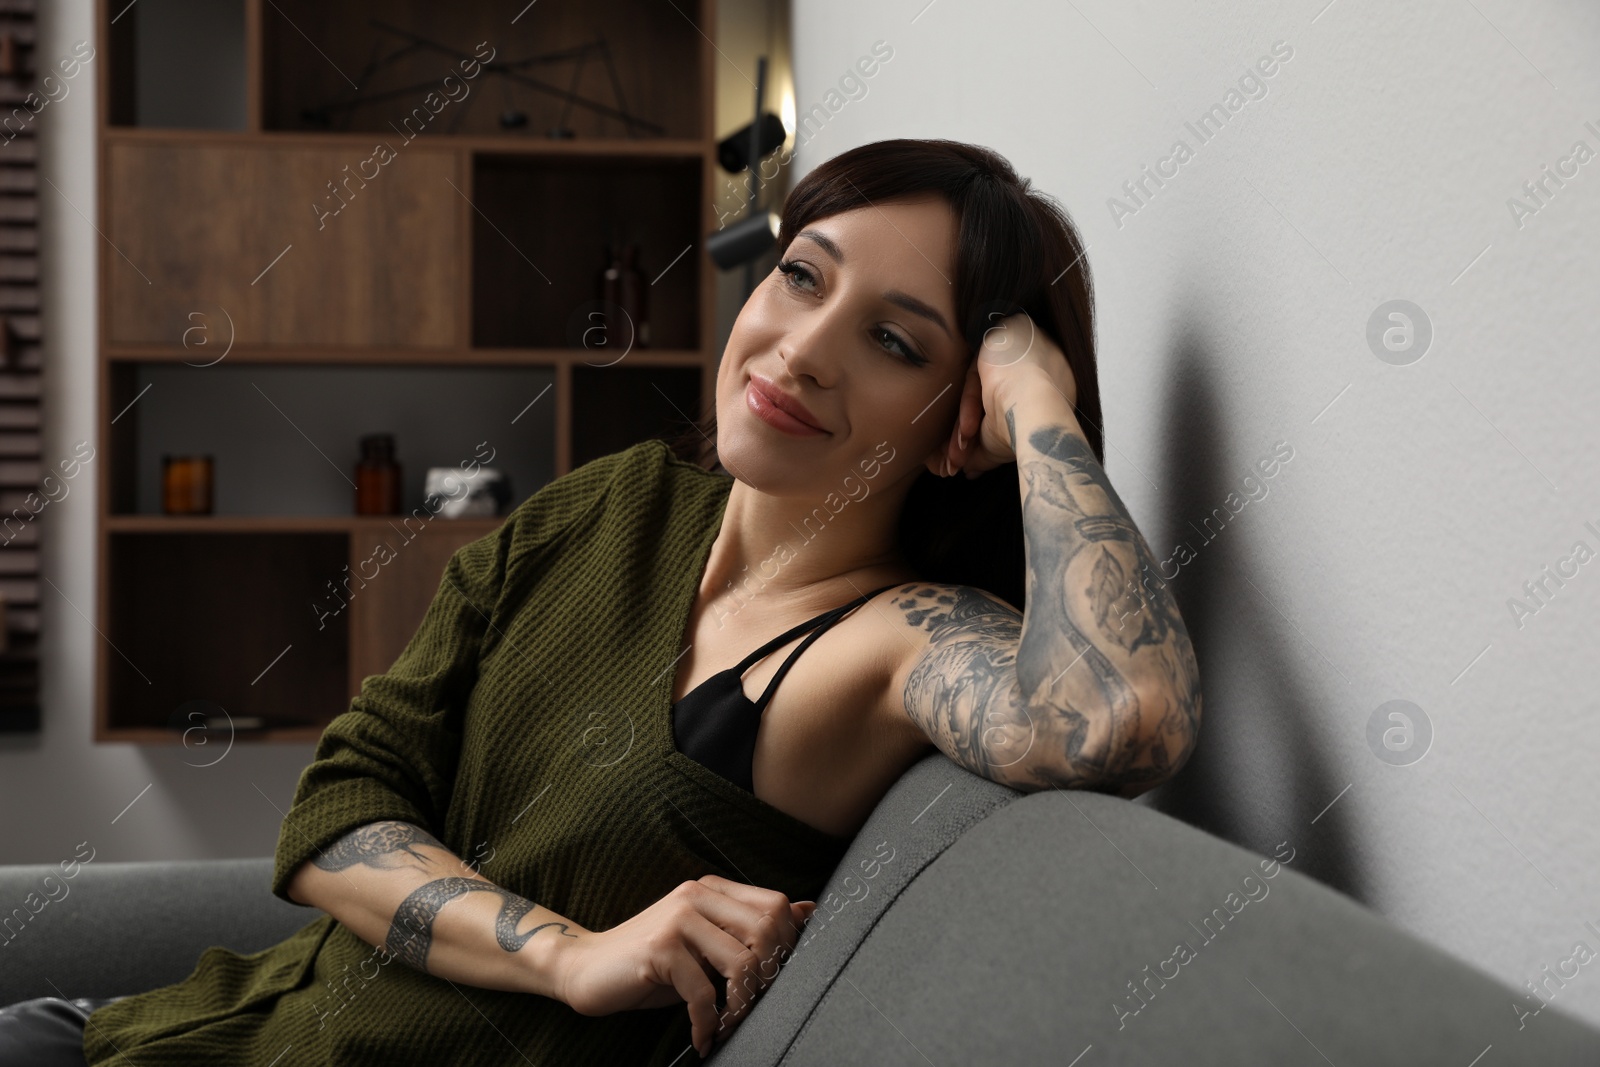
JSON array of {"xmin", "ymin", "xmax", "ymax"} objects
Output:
[{"xmin": 269, "ymin": 445, "xmax": 635, "ymax": 905}]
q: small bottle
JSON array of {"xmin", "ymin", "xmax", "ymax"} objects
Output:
[
  {"xmin": 619, "ymin": 243, "xmax": 650, "ymax": 348},
  {"xmin": 355, "ymin": 434, "xmax": 401, "ymax": 515},
  {"xmin": 162, "ymin": 454, "xmax": 213, "ymax": 515},
  {"xmin": 599, "ymin": 239, "xmax": 651, "ymax": 349}
]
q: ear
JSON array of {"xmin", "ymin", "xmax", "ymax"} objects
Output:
[
  {"xmin": 923, "ymin": 362, "xmax": 977, "ymax": 477},
  {"xmin": 923, "ymin": 405, "xmax": 966, "ymax": 477}
]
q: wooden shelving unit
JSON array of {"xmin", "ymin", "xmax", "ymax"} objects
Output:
[{"xmin": 93, "ymin": 0, "xmax": 719, "ymax": 742}]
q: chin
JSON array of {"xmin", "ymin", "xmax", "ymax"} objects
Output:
[{"xmin": 714, "ymin": 416, "xmax": 828, "ymax": 493}]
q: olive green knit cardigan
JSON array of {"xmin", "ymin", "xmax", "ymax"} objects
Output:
[{"xmin": 83, "ymin": 439, "xmax": 853, "ymax": 1066}]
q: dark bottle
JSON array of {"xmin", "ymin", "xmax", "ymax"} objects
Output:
[
  {"xmin": 599, "ymin": 241, "xmax": 651, "ymax": 349},
  {"xmin": 161, "ymin": 454, "xmax": 214, "ymax": 515},
  {"xmin": 354, "ymin": 433, "xmax": 401, "ymax": 515}
]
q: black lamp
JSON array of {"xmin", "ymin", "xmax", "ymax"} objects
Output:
[
  {"xmin": 718, "ymin": 112, "xmax": 787, "ymax": 173},
  {"xmin": 706, "ymin": 56, "xmax": 787, "ymax": 297},
  {"xmin": 707, "ymin": 211, "xmax": 781, "ymax": 270}
]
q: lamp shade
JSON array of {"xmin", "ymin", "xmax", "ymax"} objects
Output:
[
  {"xmin": 717, "ymin": 112, "xmax": 788, "ymax": 173},
  {"xmin": 707, "ymin": 211, "xmax": 780, "ymax": 270}
]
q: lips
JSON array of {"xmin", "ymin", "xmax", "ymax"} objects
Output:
[{"xmin": 749, "ymin": 374, "xmax": 828, "ymax": 433}]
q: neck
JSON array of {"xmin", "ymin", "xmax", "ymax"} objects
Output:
[{"xmin": 699, "ymin": 473, "xmax": 917, "ymax": 622}]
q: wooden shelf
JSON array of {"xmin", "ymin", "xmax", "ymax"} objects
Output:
[
  {"xmin": 102, "ymin": 127, "xmax": 710, "ymax": 159},
  {"xmin": 94, "ymin": 0, "xmax": 720, "ymax": 742},
  {"xmin": 103, "ymin": 363, "xmax": 564, "ymax": 518},
  {"xmin": 105, "ymin": 346, "xmax": 711, "ymax": 367},
  {"xmin": 101, "ymin": 725, "xmax": 330, "ymax": 744},
  {"xmin": 105, "ymin": 515, "xmax": 506, "ymax": 534}
]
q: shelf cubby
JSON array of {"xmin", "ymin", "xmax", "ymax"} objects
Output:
[
  {"xmin": 106, "ymin": 362, "xmax": 558, "ymax": 518},
  {"xmin": 470, "ymin": 152, "xmax": 703, "ymax": 351},
  {"xmin": 106, "ymin": 531, "xmax": 350, "ymax": 740},
  {"xmin": 107, "ymin": 0, "xmax": 250, "ymax": 130},
  {"xmin": 258, "ymin": 0, "xmax": 704, "ymax": 140}
]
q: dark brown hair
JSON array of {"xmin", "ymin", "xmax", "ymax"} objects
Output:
[{"xmin": 668, "ymin": 138, "xmax": 1100, "ymax": 613}]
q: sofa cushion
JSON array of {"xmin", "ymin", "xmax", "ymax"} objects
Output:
[{"xmin": 0, "ymin": 857, "xmax": 314, "ymax": 1005}]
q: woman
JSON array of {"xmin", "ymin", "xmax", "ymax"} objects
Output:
[{"xmin": 7, "ymin": 137, "xmax": 1200, "ymax": 1066}]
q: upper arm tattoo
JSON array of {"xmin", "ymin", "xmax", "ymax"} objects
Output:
[{"xmin": 892, "ymin": 584, "xmax": 1106, "ymax": 791}]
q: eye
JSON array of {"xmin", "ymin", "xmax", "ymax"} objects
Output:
[
  {"xmin": 775, "ymin": 260, "xmax": 931, "ymax": 368},
  {"xmin": 776, "ymin": 259, "xmax": 816, "ymax": 292},
  {"xmin": 872, "ymin": 327, "xmax": 930, "ymax": 367}
]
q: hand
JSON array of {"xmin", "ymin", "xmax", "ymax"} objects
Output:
[
  {"xmin": 928, "ymin": 312, "xmax": 1079, "ymax": 480},
  {"xmin": 554, "ymin": 874, "xmax": 817, "ymax": 1059}
]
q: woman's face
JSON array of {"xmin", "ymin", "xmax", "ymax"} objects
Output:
[{"xmin": 715, "ymin": 196, "xmax": 971, "ymax": 495}]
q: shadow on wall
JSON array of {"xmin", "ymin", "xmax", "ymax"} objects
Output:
[{"xmin": 1131, "ymin": 319, "xmax": 1374, "ymax": 910}]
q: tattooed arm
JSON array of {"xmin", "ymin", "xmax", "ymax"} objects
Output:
[
  {"xmin": 285, "ymin": 820, "xmax": 582, "ymax": 999},
  {"xmin": 1010, "ymin": 383, "xmax": 1202, "ymax": 794},
  {"xmin": 893, "ymin": 371, "xmax": 1201, "ymax": 799}
]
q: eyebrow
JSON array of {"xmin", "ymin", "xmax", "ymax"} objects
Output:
[{"xmin": 794, "ymin": 229, "xmax": 953, "ymax": 340}]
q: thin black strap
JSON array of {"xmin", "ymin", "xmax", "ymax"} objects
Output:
[
  {"xmin": 730, "ymin": 581, "xmax": 903, "ymax": 674},
  {"xmin": 729, "ymin": 610, "xmax": 846, "ymax": 676},
  {"xmin": 750, "ymin": 582, "xmax": 901, "ymax": 712}
]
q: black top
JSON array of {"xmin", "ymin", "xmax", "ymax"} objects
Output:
[{"xmin": 671, "ymin": 582, "xmax": 902, "ymax": 794}]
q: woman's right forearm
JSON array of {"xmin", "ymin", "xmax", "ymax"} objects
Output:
[{"xmin": 285, "ymin": 820, "xmax": 585, "ymax": 1001}]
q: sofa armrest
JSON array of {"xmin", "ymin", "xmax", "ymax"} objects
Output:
[
  {"xmin": 0, "ymin": 857, "xmax": 319, "ymax": 1005},
  {"xmin": 718, "ymin": 771, "xmax": 1600, "ymax": 1064}
]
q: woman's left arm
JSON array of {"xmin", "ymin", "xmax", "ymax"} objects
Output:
[{"xmin": 928, "ymin": 314, "xmax": 1203, "ymax": 798}]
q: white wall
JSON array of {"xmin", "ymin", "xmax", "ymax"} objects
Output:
[{"xmin": 790, "ymin": 0, "xmax": 1600, "ymax": 1030}]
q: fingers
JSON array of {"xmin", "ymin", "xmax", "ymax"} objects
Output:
[
  {"xmin": 675, "ymin": 908, "xmax": 771, "ymax": 1051},
  {"xmin": 686, "ymin": 878, "xmax": 803, "ymax": 1034},
  {"xmin": 696, "ymin": 875, "xmax": 804, "ymax": 945},
  {"xmin": 661, "ymin": 885, "xmax": 824, "ymax": 1058},
  {"xmin": 664, "ymin": 936, "xmax": 725, "ymax": 1059}
]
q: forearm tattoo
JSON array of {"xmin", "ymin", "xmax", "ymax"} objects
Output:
[
  {"xmin": 314, "ymin": 820, "xmax": 444, "ymax": 873},
  {"xmin": 311, "ymin": 821, "xmax": 579, "ymax": 975},
  {"xmin": 895, "ymin": 407, "xmax": 1200, "ymax": 793},
  {"xmin": 386, "ymin": 877, "xmax": 578, "ymax": 973},
  {"xmin": 1014, "ymin": 418, "xmax": 1202, "ymax": 788}
]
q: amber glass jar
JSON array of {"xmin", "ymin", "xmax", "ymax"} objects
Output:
[
  {"xmin": 161, "ymin": 455, "xmax": 213, "ymax": 515},
  {"xmin": 355, "ymin": 433, "xmax": 401, "ymax": 515}
]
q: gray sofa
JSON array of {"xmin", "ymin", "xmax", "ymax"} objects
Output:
[{"xmin": 5, "ymin": 752, "xmax": 1598, "ymax": 1064}]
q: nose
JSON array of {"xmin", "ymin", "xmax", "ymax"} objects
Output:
[{"xmin": 776, "ymin": 307, "xmax": 845, "ymax": 389}]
